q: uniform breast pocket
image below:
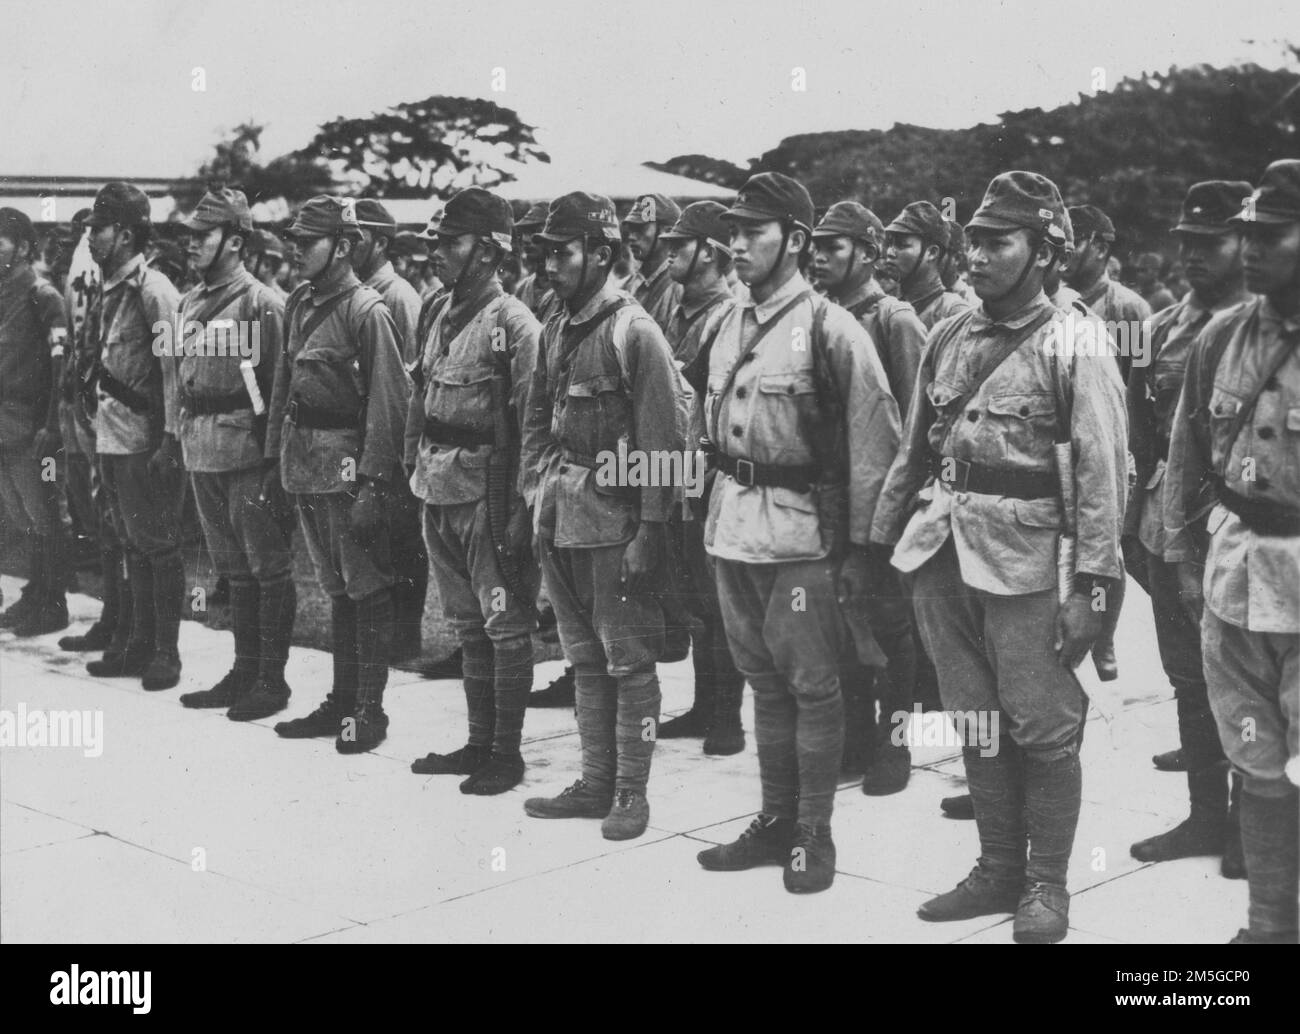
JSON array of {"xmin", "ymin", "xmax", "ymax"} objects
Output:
[
  {"xmin": 428, "ymin": 364, "xmax": 496, "ymax": 427},
  {"xmin": 294, "ymin": 346, "xmax": 363, "ymax": 409},
  {"xmin": 563, "ymin": 374, "xmax": 631, "ymax": 455},
  {"xmin": 756, "ymin": 370, "xmax": 816, "ymax": 457},
  {"xmin": 983, "ymin": 392, "xmax": 1055, "ymax": 464},
  {"xmin": 1207, "ymin": 385, "xmax": 1245, "ymax": 470}
]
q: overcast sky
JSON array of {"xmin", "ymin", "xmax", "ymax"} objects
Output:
[{"xmin": 4, "ymin": 0, "xmax": 1296, "ymax": 179}]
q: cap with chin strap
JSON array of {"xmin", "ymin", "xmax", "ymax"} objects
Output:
[
  {"xmin": 968, "ymin": 171, "xmax": 1069, "ymax": 303},
  {"xmin": 721, "ymin": 172, "xmax": 815, "ymax": 293}
]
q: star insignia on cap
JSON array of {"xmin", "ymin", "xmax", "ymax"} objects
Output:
[
  {"xmin": 339, "ymin": 198, "xmax": 358, "ymax": 223},
  {"xmin": 1038, "ymin": 207, "xmax": 1054, "ymax": 221}
]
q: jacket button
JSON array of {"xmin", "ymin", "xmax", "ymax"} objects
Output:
[
  {"xmin": 559, "ymin": 465, "xmax": 568, "ymax": 473},
  {"xmin": 736, "ymin": 387, "xmax": 747, "ymax": 399},
  {"xmin": 1257, "ymin": 426, "xmax": 1275, "ymax": 439},
  {"xmin": 731, "ymin": 426, "xmax": 742, "ymax": 437},
  {"xmin": 787, "ymin": 386, "xmax": 796, "ymax": 395},
  {"xmin": 967, "ymin": 410, "xmax": 978, "ymax": 422},
  {"xmin": 1019, "ymin": 406, "xmax": 1029, "ymax": 416}
]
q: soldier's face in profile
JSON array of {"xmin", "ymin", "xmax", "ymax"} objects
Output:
[
  {"xmin": 1242, "ymin": 221, "xmax": 1300, "ymax": 297},
  {"xmin": 880, "ymin": 232, "xmax": 922, "ymax": 283},
  {"xmin": 290, "ymin": 234, "xmax": 335, "ymax": 281},
  {"xmin": 542, "ymin": 238, "xmax": 599, "ymax": 300},
  {"xmin": 184, "ymin": 225, "xmax": 224, "ymax": 273},
  {"xmin": 87, "ymin": 223, "xmax": 125, "ymax": 269},
  {"xmin": 433, "ymin": 232, "xmax": 479, "ymax": 284},
  {"xmin": 665, "ymin": 238, "xmax": 699, "ymax": 284},
  {"xmin": 967, "ymin": 227, "xmax": 1038, "ymax": 300},
  {"xmin": 624, "ymin": 221, "xmax": 657, "ymax": 263},
  {"xmin": 1178, "ymin": 232, "xmax": 1243, "ymax": 295},
  {"xmin": 0, "ymin": 234, "xmax": 23, "ymax": 277},
  {"xmin": 728, "ymin": 219, "xmax": 786, "ymax": 287},
  {"xmin": 811, "ymin": 236, "xmax": 859, "ymax": 290}
]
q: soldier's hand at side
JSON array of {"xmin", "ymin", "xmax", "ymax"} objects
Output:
[
  {"xmin": 1054, "ymin": 593, "xmax": 1103, "ymax": 670},
  {"xmin": 620, "ymin": 522, "xmax": 663, "ymax": 597},
  {"xmin": 1175, "ymin": 561, "xmax": 1204, "ymax": 626},
  {"xmin": 348, "ymin": 479, "xmax": 388, "ymax": 545},
  {"xmin": 147, "ymin": 433, "xmax": 183, "ymax": 482},
  {"xmin": 836, "ymin": 548, "xmax": 873, "ymax": 606},
  {"xmin": 258, "ymin": 458, "xmax": 281, "ymax": 504}
]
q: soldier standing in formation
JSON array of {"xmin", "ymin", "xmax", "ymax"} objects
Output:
[
  {"xmin": 622, "ymin": 193, "xmax": 684, "ymax": 332},
  {"xmin": 0, "ymin": 207, "xmax": 72, "ymax": 637},
  {"xmin": 654, "ymin": 200, "xmax": 746, "ymax": 755},
  {"xmin": 1127, "ymin": 181, "xmax": 1254, "ymax": 877},
  {"xmin": 881, "ymin": 201, "xmax": 972, "ymax": 330},
  {"xmin": 404, "ymin": 188, "xmax": 541, "ymax": 794},
  {"xmin": 1165, "ymin": 159, "xmax": 1300, "ymax": 944},
  {"xmin": 695, "ymin": 173, "xmax": 901, "ymax": 892},
  {"xmin": 267, "ymin": 196, "xmax": 410, "ymax": 754},
  {"xmin": 81, "ymin": 183, "xmax": 186, "ymax": 691},
  {"xmin": 873, "ymin": 172, "xmax": 1126, "ymax": 942},
  {"xmin": 170, "ymin": 188, "xmax": 297, "ymax": 721},
  {"xmin": 522, "ymin": 192, "xmax": 683, "ymax": 841}
]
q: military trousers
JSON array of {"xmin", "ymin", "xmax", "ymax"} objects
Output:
[
  {"xmin": 911, "ymin": 538, "xmax": 1086, "ymax": 760},
  {"xmin": 1202, "ymin": 611, "xmax": 1299, "ymax": 797},
  {"xmin": 99, "ymin": 450, "xmax": 184, "ymax": 558},
  {"xmin": 540, "ymin": 535, "xmax": 662, "ymax": 795},
  {"xmin": 0, "ymin": 439, "xmax": 69, "ymax": 537},
  {"xmin": 715, "ymin": 555, "xmax": 845, "ymax": 827},
  {"xmin": 191, "ymin": 467, "xmax": 293, "ymax": 583},
  {"xmin": 295, "ymin": 490, "xmax": 394, "ymax": 601}
]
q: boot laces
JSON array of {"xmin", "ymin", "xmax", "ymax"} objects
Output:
[
  {"xmin": 614, "ymin": 789, "xmax": 639, "ymax": 809},
  {"xmin": 558, "ymin": 780, "xmax": 589, "ymax": 798}
]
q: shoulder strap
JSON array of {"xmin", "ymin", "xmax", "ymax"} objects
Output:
[
  {"xmin": 1217, "ymin": 308, "xmax": 1300, "ymax": 473},
  {"xmin": 557, "ymin": 297, "xmax": 634, "ymax": 365},
  {"xmin": 183, "ymin": 277, "xmax": 257, "ymax": 329},
  {"xmin": 297, "ymin": 285, "xmax": 361, "ymax": 346},
  {"xmin": 957, "ymin": 306, "xmax": 1059, "ymax": 410}
]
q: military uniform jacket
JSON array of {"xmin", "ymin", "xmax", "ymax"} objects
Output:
[
  {"xmin": 839, "ymin": 278, "xmax": 926, "ymax": 420},
  {"xmin": 0, "ymin": 267, "xmax": 67, "ymax": 446},
  {"xmin": 1163, "ymin": 296, "xmax": 1300, "ymax": 633},
  {"xmin": 403, "ymin": 280, "xmax": 540, "ymax": 507},
  {"xmin": 523, "ymin": 282, "xmax": 682, "ymax": 548},
  {"xmin": 366, "ymin": 261, "xmax": 423, "ymax": 365},
  {"xmin": 90, "ymin": 254, "xmax": 181, "ymax": 455},
  {"xmin": 266, "ymin": 277, "xmax": 410, "ymax": 494},
  {"xmin": 1126, "ymin": 291, "xmax": 1249, "ymax": 555},
  {"xmin": 909, "ymin": 283, "xmax": 972, "ymax": 332},
  {"xmin": 1079, "ymin": 275, "xmax": 1152, "ymax": 327},
  {"xmin": 176, "ymin": 267, "xmax": 285, "ymax": 473},
  {"xmin": 872, "ymin": 292, "xmax": 1127, "ymax": 596},
  {"xmin": 629, "ymin": 259, "xmax": 683, "ymax": 333},
  {"xmin": 704, "ymin": 271, "xmax": 900, "ymax": 564},
  {"xmin": 666, "ymin": 282, "xmax": 737, "ymax": 451}
]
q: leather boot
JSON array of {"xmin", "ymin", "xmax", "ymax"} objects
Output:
[
  {"xmin": 609, "ymin": 671, "xmax": 659, "ymax": 837},
  {"xmin": 1237, "ymin": 786, "xmax": 1299, "ymax": 943},
  {"xmin": 390, "ymin": 562, "xmax": 427, "ymax": 662},
  {"xmin": 141, "ymin": 549, "xmax": 184, "ymax": 690},
  {"xmin": 1130, "ymin": 761, "xmax": 1228, "ymax": 862},
  {"xmin": 1152, "ymin": 747, "xmax": 1189, "ymax": 771},
  {"xmin": 860, "ymin": 605, "xmax": 917, "ymax": 794},
  {"xmin": 657, "ymin": 628, "xmax": 715, "ymax": 739},
  {"xmin": 227, "ymin": 576, "xmax": 294, "ymax": 721},
  {"xmin": 784, "ymin": 822, "xmax": 837, "ymax": 894},
  {"xmin": 60, "ymin": 547, "xmax": 122, "ymax": 651},
  {"xmin": 698, "ymin": 814, "xmax": 793, "ymax": 870},
  {"xmin": 414, "ymin": 635, "xmax": 494, "ymax": 775},
  {"xmin": 87, "ymin": 552, "xmax": 153, "ymax": 677},
  {"xmin": 1014, "ymin": 751, "xmax": 1081, "ymax": 944},
  {"xmin": 920, "ymin": 746, "xmax": 1026, "ymax": 922},
  {"xmin": 703, "ymin": 665, "xmax": 745, "ymax": 756},
  {"xmin": 182, "ymin": 578, "xmax": 258, "ymax": 708},
  {"xmin": 337, "ymin": 588, "xmax": 393, "ymax": 754},
  {"xmin": 1222, "ymin": 773, "xmax": 1245, "ymax": 879},
  {"xmin": 275, "ymin": 594, "xmax": 355, "ymax": 738},
  {"xmin": 527, "ymin": 665, "xmax": 575, "ymax": 707},
  {"xmin": 13, "ymin": 533, "xmax": 70, "ymax": 636},
  {"xmin": 0, "ymin": 531, "xmax": 40, "ymax": 628}
]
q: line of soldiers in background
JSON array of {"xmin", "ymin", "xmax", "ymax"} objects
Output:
[{"xmin": 0, "ymin": 159, "xmax": 1295, "ymax": 945}]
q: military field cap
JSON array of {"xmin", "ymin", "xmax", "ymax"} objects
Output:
[
  {"xmin": 515, "ymin": 201, "xmax": 550, "ymax": 232},
  {"xmin": 722, "ymin": 173, "xmax": 815, "ymax": 231},
  {"xmin": 1231, "ymin": 160, "xmax": 1300, "ymax": 226},
  {"xmin": 968, "ymin": 173, "xmax": 1069, "ymax": 246},
  {"xmin": 1173, "ymin": 180, "xmax": 1253, "ymax": 234},
  {"xmin": 354, "ymin": 198, "xmax": 398, "ymax": 237},
  {"xmin": 390, "ymin": 231, "xmax": 430, "ymax": 260},
  {"xmin": 885, "ymin": 201, "xmax": 948, "ymax": 248},
  {"xmin": 179, "ymin": 187, "xmax": 253, "ymax": 233},
  {"xmin": 85, "ymin": 181, "xmax": 152, "ymax": 228},
  {"xmin": 622, "ymin": 193, "xmax": 682, "ymax": 227},
  {"xmin": 435, "ymin": 188, "xmax": 514, "ymax": 252},
  {"xmin": 812, "ymin": 201, "xmax": 885, "ymax": 249},
  {"xmin": 0, "ymin": 207, "xmax": 37, "ymax": 246},
  {"xmin": 537, "ymin": 191, "xmax": 621, "ymax": 243},
  {"xmin": 659, "ymin": 200, "xmax": 734, "ymax": 254},
  {"xmin": 1066, "ymin": 203, "xmax": 1115, "ymax": 242},
  {"xmin": 283, "ymin": 196, "xmax": 364, "ymax": 239},
  {"xmin": 246, "ymin": 228, "xmax": 285, "ymax": 258}
]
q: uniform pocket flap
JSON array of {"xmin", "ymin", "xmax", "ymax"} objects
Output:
[
  {"xmin": 926, "ymin": 380, "xmax": 962, "ymax": 408},
  {"xmin": 771, "ymin": 486, "xmax": 818, "ymax": 513},
  {"xmin": 432, "ymin": 365, "xmax": 496, "ymax": 388},
  {"xmin": 987, "ymin": 393, "xmax": 1054, "ymax": 419},
  {"xmin": 1013, "ymin": 497, "xmax": 1062, "ymax": 529},
  {"xmin": 567, "ymin": 374, "xmax": 621, "ymax": 397},
  {"xmin": 1211, "ymin": 394, "xmax": 1242, "ymax": 418},
  {"xmin": 1206, "ymin": 503, "xmax": 1229, "ymax": 535},
  {"xmin": 1286, "ymin": 407, "xmax": 1300, "ymax": 432},
  {"xmin": 758, "ymin": 372, "xmax": 816, "ymax": 396}
]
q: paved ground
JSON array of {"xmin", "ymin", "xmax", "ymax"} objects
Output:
[{"xmin": 0, "ymin": 573, "xmax": 1247, "ymax": 943}]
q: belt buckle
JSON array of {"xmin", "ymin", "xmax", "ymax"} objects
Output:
[
  {"xmin": 734, "ymin": 458, "xmax": 755, "ymax": 488},
  {"xmin": 940, "ymin": 456, "xmax": 970, "ymax": 493},
  {"xmin": 287, "ymin": 400, "xmax": 299, "ymax": 425}
]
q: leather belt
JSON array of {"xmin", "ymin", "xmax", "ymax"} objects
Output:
[
  {"xmin": 183, "ymin": 390, "xmax": 250, "ymax": 416},
  {"xmin": 928, "ymin": 453, "xmax": 1056, "ymax": 500},
  {"xmin": 423, "ymin": 416, "xmax": 493, "ymax": 448},
  {"xmin": 716, "ymin": 451, "xmax": 819, "ymax": 493},
  {"xmin": 1217, "ymin": 486, "xmax": 1300, "ymax": 537},
  {"xmin": 97, "ymin": 370, "xmax": 151, "ymax": 413},
  {"xmin": 286, "ymin": 398, "xmax": 357, "ymax": 430}
]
